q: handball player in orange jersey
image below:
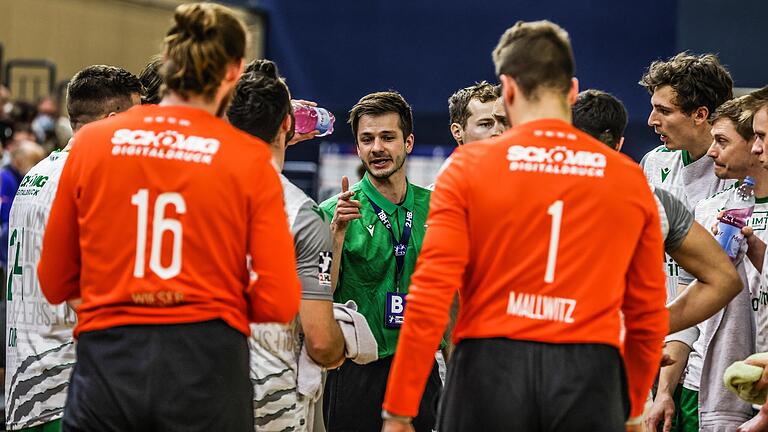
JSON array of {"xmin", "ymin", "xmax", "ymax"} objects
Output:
[
  {"xmin": 38, "ymin": 3, "xmax": 300, "ymax": 431},
  {"xmin": 381, "ymin": 20, "xmax": 667, "ymax": 432}
]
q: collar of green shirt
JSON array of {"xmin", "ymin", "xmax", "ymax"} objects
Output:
[{"xmin": 359, "ymin": 173, "xmax": 415, "ymax": 214}]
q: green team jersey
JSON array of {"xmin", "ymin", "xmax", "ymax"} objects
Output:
[{"xmin": 320, "ymin": 174, "xmax": 431, "ymax": 358}]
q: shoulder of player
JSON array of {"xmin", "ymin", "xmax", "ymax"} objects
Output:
[
  {"xmin": 643, "ymin": 145, "xmax": 682, "ymax": 163},
  {"xmin": 694, "ymin": 190, "xmax": 729, "ymax": 218},
  {"xmin": 409, "ymin": 182, "xmax": 431, "ymax": 197},
  {"xmin": 706, "ymin": 182, "xmax": 738, "ymax": 202},
  {"xmin": 282, "ymin": 176, "xmax": 324, "ymax": 223}
]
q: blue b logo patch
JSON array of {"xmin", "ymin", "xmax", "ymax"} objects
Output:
[{"xmin": 385, "ymin": 292, "xmax": 406, "ymax": 329}]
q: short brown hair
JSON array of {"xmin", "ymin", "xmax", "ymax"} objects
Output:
[
  {"xmin": 348, "ymin": 91, "xmax": 413, "ymax": 143},
  {"xmin": 492, "ymin": 20, "xmax": 574, "ymax": 100},
  {"xmin": 162, "ymin": 2, "xmax": 247, "ymax": 101},
  {"xmin": 710, "ymin": 96, "xmax": 754, "ymax": 141},
  {"xmin": 639, "ymin": 52, "xmax": 733, "ymax": 116},
  {"xmin": 744, "ymin": 86, "xmax": 768, "ymax": 114},
  {"xmin": 448, "ymin": 81, "xmax": 501, "ymax": 127}
]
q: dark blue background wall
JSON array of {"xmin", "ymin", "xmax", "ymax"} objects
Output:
[{"xmin": 227, "ymin": 1, "xmax": 766, "ymax": 163}]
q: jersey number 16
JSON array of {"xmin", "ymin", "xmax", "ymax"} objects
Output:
[{"xmin": 131, "ymin": 189, "xmax": 186, "ymax": 280}]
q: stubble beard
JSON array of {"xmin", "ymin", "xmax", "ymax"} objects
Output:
[{"xmin": 365, "ymin": 153, "xmax": 406, "ymax": 180}]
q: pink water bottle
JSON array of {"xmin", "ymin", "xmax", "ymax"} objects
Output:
[
  {"xmin": 716, "ymin": 176, "xmax": 756, "ymax": 261},
  {"xmin": 292, "ymin": 102, "xmax": 335, "ymax": 137}
]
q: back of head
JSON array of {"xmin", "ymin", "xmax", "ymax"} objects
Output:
[
  {"xmin": 11, "ymin": 140, "xmax": 46, "ymax": 175},
  {"xmin": 639, "ymin": 52, "xmax": 733, "ymax": 116},
  {"xmin": 492, "ymin": 20, "xmax": 574, "ymax": 100},
  {"xmin": 227, "ymin": 59, "xmax": 291, "ymax": 144},
  {"xmin": 711, "ymin": 96, "xmax": 754, "ymax": 141},
  {"xmin": 67, "ymin": 65, "xmax": 142, "ymax": 132},
  {"xmin": 163, "ymin": 2, "xmax": 247, "ymax": 101},
  {"xmin": 139, "ymin": 56, "xmax": 164, "ymax": 105},
  {"xmin": 572, "ymin": 89, "xmax": 628, "ymax": 149},
  {"xmin": 348, "ymin": 91, "xmax": 413, "ymax": 141},
  {"xmin": 448, "ymin": 81, "xmax": 501, "ymax": 127}
]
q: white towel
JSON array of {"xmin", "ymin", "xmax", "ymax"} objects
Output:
[{"xmin": 297, "ymin": 300, "xmax": 378, "ymax": 401}]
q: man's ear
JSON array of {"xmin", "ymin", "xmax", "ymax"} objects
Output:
[
  {"xmin": 500, "ymin": 74, "xmax": 516, "ymax": 106},
  {"xmin": 693, "ymin": 106, "xmax": 710, "ymax": 125},
  {"xmin": 281, "ymin": 112, "xmax": 291, "ymax": 133},
  {"xmin": 567, "ymin": 77, "xmax": 579, "ymax": 106},
  {"xmin": 616, "ymin": 136, "xmax": 625, "ymax": 152},
  {"xmin": 450, "ymin": 123, "xmax": 464, "ymax": 145},
  {"xmin": 405, "ymin": 133, "xmax": 414, "ymax": 154},
  {"xmin": 224, "ymin": 59, "xmax": 245, "ymax": 85}
]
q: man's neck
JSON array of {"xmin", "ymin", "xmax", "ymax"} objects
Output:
[
  {"xmin": 369, "ymin": 169, "xmax": 408, "ymax": 205},
  {"xmin": 745, "ymin": 168, "xmax": 768, "ymax": 198},
  {"xmin": 683, "ymin": 128, "xmax": 713, "ymax": 161},
  {"xmin": 160, "ymin": 92, "xmax": 219, "ymax": 116},
  {"xmin": 508, "ymin": 94, "xmax": 571, "ymax": 127},
  {"xmin": 270, "ymin": 145, "xmax": 285, "ymax": 171}
]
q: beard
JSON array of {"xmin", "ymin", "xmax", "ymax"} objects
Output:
[{"xmin": 364, "ymin": 151, "xmax": 406, "ymax": 180}]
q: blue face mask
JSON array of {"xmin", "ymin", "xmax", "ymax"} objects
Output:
[{"xmin": 32, "ymin": 114, "xmax": 55, "ymax": 142}]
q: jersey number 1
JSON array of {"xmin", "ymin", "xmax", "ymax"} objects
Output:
[
  {"xmin": 545, "ymin": 200, "xmax": 563, "ymax": 283},
  {"xmin": 131, "ymin": 189, "xmax": 186, "ymax": 280}
]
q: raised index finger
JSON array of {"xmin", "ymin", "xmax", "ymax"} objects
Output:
[{"xmin": 341, "ymin": 176, "xmax": 349, "ymax": 193}]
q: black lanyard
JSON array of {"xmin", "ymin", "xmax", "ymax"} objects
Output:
[{"xmin": 368, "ymin": 200, "xmax": 413, "ymax": 292}]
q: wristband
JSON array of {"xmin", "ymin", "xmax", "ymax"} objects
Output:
[{"xmin": 381, "ymin": 409, "xmax": 413, "ymax": 424}]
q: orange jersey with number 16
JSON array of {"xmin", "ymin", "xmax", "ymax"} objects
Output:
[
  {"xmin": 384, "ymin": 119, "xmax": 668, "ymax": 419},
  {"xmin": 38, "ymin": 104, "xmax": 301, "ymax": 337}
]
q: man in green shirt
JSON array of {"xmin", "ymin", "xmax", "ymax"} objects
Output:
[{"xmin": 320, "ymin": 91, "xmax": 441, "ymax": 432}]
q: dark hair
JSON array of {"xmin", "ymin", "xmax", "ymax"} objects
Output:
[
  {"xmin": 448, "ymin": 81, "xmax": 501, "ymax": 127},
  {"xmin": 492, "ymin": 20, "xmax": 574, "ymax": 100},
  {"xmin": 139, "ymin": 56, "xmax": 164, "ymax": 104},
  {"xmin": 639, "ymin": 52, "xmax": 733, "ymax": 116},
  {"xmin": 66, "ymin": 65, "xmax": 142, "ymax": 130},
  {"xmin": 227, "ymin": 59, "xmax": 291, "ymax": 144},
  {"xmin": 710, "ymin": 96, "xmax": 754, "ymax": 141},
  {"xmin": 163, "ymin": 2, "xmax": 247, "ymax": 101},
  {"xmin": 572, "ymin": 90, "xmax": 628, "ymax": 149},
  {"xmin": 348, "ymin": 91, "xmax": 413, "ymax": 142}
]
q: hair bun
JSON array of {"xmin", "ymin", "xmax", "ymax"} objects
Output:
[
  {"xmin": 244, "ymin": 60, "xmax": 279, "ymax": 79},
  {"xmin": 174, "ymin": 3, "xmax": 218, "ymax": 42}
]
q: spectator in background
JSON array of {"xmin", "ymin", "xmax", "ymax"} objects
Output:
[
  {"xmin": 0, "ymin": 140, "xmax": 45, "ymax": 267},
  {"xmin": 32, "ymin": 97, "xmax": 59, "ymax": 149},
  {"xmin": 139, "ymin": 56, "xmax": 163, "ymax": 105}
]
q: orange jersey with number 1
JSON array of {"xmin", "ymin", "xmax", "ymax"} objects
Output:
[
  {"xmin": 38, "ymin": 104, "xmax": 301, "ymax": 337},
  {"xmin": 384, "ymin": 119, "xmax": 667, "ymax": 419}
]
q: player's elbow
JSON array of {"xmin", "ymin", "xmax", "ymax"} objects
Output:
[
  {"xmin": 305, "ymin": 326, "xmax": 345, "ymax": 367},
  {"xmin": 37, "ymin": 263, "xmax": 68, "ymax": 305},
  {"xmin": 719, "ymin": 264, "xmax": 743, "ymax": 299}
]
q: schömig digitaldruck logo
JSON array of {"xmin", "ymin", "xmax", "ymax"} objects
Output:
[{"xmin": 507, "ymin": 143, "xmax": 606, "ymax": 178}]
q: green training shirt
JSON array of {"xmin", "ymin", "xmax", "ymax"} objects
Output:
[{"xmin": 320, "ymin": 174, "xmax": 432, "ymax": 358}]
